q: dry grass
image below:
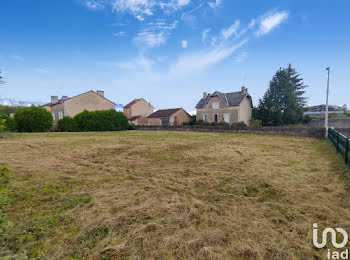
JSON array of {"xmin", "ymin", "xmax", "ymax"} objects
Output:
[{"xmin": 0, "ymin": 131, "xmax": 349, "ymax": 259}]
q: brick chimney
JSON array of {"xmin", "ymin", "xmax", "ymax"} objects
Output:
[
  {"xmin": 62, "ymin": 96, "xmax": 68, "ymax": 101},
  {"xmin": 97, "ymin": 90, "xmax": 104, "ymax": 97},
  {"xmin": 51, "ymin": 96, "xmax": 58, "ymax": 103},
  {"xmin": 241, "ymin": 87, "xmax": 248, "ymax": 94}
]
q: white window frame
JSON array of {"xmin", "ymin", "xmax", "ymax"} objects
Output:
[
  {"xmin": 224, "ymin": 113, "xmax": 230, "ymax": 123},
  {"xmin": 203, "ymin": 114, "xmax": 208, "ymax": 122},
  {"xmin": 58, "ymin": 111, "xmax": 63, "ymax": 120},
  {"xmin": 212, "ymin": 102, "xmax": 219, "ymax": 109}
]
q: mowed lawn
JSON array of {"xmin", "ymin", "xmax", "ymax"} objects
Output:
[{"xmin": 1, "ymin": 131, "xmax": 350, "ymax": 259}]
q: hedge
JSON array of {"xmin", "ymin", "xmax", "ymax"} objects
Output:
[
  {"xmin": 58, "ymin": 110, "xmax": 129, "ymax": 132},
  {"xmin": 13, "ymin": 106, "xmax": 52, "ymax": 132}
]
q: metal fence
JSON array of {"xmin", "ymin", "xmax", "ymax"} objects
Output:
[{"xmin": 328, "ymin": 128, "xmax": 350, "ymax": 167}]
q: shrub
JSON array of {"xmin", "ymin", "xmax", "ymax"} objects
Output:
[
  {"xmin": 128, "ymin": 124, "xmax": 136, "ymax": 130},
  {"xmin": 0, "ymin": 119, "xmax": 5, "ymax": 132},
  {"xmin": 250, "ymin": 119, "xmax": 262, "ymax": 127},
  {"xmin": 301, "ymin": 115, "xmax": 312, "ymax": 124},
  {"xmin": 14, "ymin": 106, "xmax": 52, "ymax": 132},
  {"xmin": 58, "ymin": 116, "xmax": 78, "ymax": 132},
  {"xmin": 0, "ymin": 113, "xmax": 17, "ymax": 132},
  {"xmin": 345, "ymin": 110, "xmax": 350, "ymax": 117},
  {"xmin": 195, "ymin": 120, "xmax": 209, "ymax": 126},
  {"xmin": 74, "ymin": 110, "xmax": 129, "ymax": 132},
  {"xmin": 231, "ymin": 121, "xmax": 248, "ymax": 129}
]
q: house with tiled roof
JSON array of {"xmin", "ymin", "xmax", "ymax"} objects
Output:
[
  {"xmin": 147, "ymin": 108, "xmax": 191, "ymax": 126},
  {"xmin": 43, "ymin": 90, "xmax": 115, "ymax": 122},
  {"xmin": 123, "ymin": 98, "xmax": 154, "ymax": 119},
  {"xmin": 195, "ymin": 87, "xmax": 253, "ymax": 125}
]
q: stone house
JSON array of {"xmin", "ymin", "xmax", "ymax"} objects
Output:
[
  {"xmin": 123, "ymin": 98, "xmax": 154, "ymax": 119},
  {"xmin": 43, "ymin": 90, "xmax": 115, "ymax": 122},
  {"xmin": 195, "ymin": 87, "xmax": 253, "ymax": 125},
  {"xmin": 128, "ymin": 115, "xmax": 148, "ymax": 126},
  {"xmin": 147, "ymin": 108, "xmax": 191, "ymax": 126}
]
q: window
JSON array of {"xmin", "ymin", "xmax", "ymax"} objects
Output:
[
  {"xmin": 126, "ymin": 108, "xmax": 130, "ymax": 115},
  {"xmin": 224, "ymin": 113, "xmax": 230, "ymax": 123},
  {"xmin": 203, "ymin": 114, "xmax": 208, "ymax": 122},
  {"xmin": 58, "ymin": 111, "xmax": 63, "ymax": 120},
  {"xmin": 214, "ymin": 114, "xmax": 218, "ymax": 122},
  {"xmin": 212, "ymin": 102, "xmax": 219, "ymax": 109}
]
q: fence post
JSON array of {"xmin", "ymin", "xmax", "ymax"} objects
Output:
[
  {"xmin": 346, "ymin": 138, "xmax": 349, "ymax": 165},
  {"xmin": 336, "ymin": 131, "xmax": 340, "ymax": 153}
]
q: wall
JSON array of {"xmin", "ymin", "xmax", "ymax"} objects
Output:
[
  {"xmin": 131, "ymin": 99, "xmax": 154, "ymax": 117},
  {"xmin": 137, "ymin": 125, "xmax": 326, "ymax": 138},
  {"xmin": 197, "ymin": 97, "xmax": 239, "ymax": 124},
  {"xmin": 148, "ymin": 117, "xmax": 162, "ymax": 126},
  {"xmin": 309, "ymin": 119, "xmax": 350, "ymax": 128},
  {"xmin": 49, "ymin": 103, "xmax": 64, "ymax": 122},
  {"xmin": 135, "ymin": 116, "xmax": 148, "ymax": 126},
  {"xmin": 64, "ymin": 91, "xmax": 115, "ymax": 117},
  {"xmin": 239, "ymin": 97, "xmax": 252, "ymax": 125},
  {"xmin": 171, "ymin": 109, "xmax": 191, "ymax": 126}
]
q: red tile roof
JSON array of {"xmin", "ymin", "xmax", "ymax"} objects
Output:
[
  {"xmin": 124, "ymin": 99, "xmax": 142, "ymax": 108},
  {"xmin": 147, "ymin": 108, "xmax": 183, "ymax": 118},
  {"xmin": 128, "ymin": 115, "xmax": 141, "ymax": 121}
]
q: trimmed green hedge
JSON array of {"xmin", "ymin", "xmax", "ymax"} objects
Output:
[
  {"xmin": 58, "ymin": 110, "xmax": 129, "ymax": 132},
  {"xmin": 14, "ymin": 106, "xmax": 52, "ymax": 132}
]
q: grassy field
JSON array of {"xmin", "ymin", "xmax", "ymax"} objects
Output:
[{"xmin": 0, "ymin": 131, "xmax": 350, "ymax": 259}]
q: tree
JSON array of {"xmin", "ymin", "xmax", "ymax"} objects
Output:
[
  {"xmin": 14, "ymin": 106, "xmax": 53, "ymax": 132},
  {"xmin": 254, "ymin": 64, "xmax": 308, "ymax": 126}
]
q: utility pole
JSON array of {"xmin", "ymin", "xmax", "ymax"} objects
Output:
[{"xmin": 325, "ymin": 67, "xmax": 330, "ymax": 138}]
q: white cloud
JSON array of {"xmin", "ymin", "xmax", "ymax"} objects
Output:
[
  {"xmin": 110, "ymin": 0, "xmax": 190, "ymax": 20},
  {"xmin": 234, "ymin": 51, "xmax": 248, "ymax": 63},
  {"xmin": 256, "ymin": 11, "xmax": 289, "ymax": 36},
  {"xmin": 85, "ymin": 0, "xmax": 105, "ymax": 10},
  {"xmin": 177, "ymin": 0, "xmax": 191, "ymax": 7},
  {"xmin": 181, "ymin": 40, "xmax": 188, "ymax": 48},
  {"xmin": 221, "ymin": 20, "xmax": 240, "ymax": 40},
  {"xmin": 113, "ymin": 31, "xmax": 126, "ymax": 36},
  {"xmin": 170, "ymin": 39, "xmax": 247, "ymax": 77},
  {"xmin": 208, "ymin": 0, "xmax": 222, "ymax": 8},
  {"xmin": 98, "ymin": 54, "xmax": 156, "ymax": 72},
  {"xmin": 201, "ymin": 28, "xmax": 211, "ymax": 42},
  {"xmin": 135, "ymin": 20, "xmax": 178, "ymax": 47}
]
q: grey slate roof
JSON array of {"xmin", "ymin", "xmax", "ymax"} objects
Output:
[{"xmin": 195, "ymin": 91, "xmax": 251, "ymax": 109}]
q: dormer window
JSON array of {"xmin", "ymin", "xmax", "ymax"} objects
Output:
[{"xmin": 212, "ymin": 102, "xmax": 219, "ymax": 109}]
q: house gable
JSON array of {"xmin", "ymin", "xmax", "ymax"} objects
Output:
[
  {"xmin": 203, "ymin": 96, "xmax": 230, "ymax": 110},
  {"xmin": 64, "ymin": 91, "xmax": 116, "ymax": 117}
]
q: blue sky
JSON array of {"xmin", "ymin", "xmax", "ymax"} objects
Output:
[{"xmin": 0, "ymin": 0, "xmax": 349, "ymax": 112}]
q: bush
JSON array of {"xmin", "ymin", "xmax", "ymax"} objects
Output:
[
  {"xmin": 73, "ymin": 110, "xmax": 129, "ymax": 132},
  {"xmin": 231, "ymin": 121, "xmax": 248, "ymax": 129},
  {"xmin": 195, "ymin": 120, "xmax": 210, "ymax": 126},
  {"xmin": 14, "ymin": 106, "xmax": 52, "ymax": 132},
  {"xmin": 345, "ymin": 110, "xmax": 350, "ymax": 117},
  {"xmin": 58, "ymin": 116, "xmax": 78, "ymax": 132},
  {"xmin": 0, "ymin": 113, "xmax": 17, "ymax": 132},
  {"xmin": 250, "ymin": 119, "xmax": 262, "ymax": 127},
  {"xmin": 301, "ymin": 115, "xmax": 312, "ymax": 124}
]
